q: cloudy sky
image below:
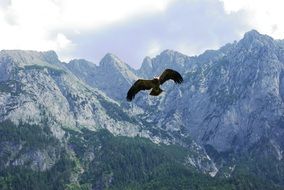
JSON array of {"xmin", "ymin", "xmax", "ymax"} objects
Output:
[{"xmin": 0, "ymin": 0, "xmax": 284, "ymax": 68}]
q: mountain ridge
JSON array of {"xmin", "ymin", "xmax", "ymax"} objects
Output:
[{"xmin": 1, "ymin": 29, "xmax": 284, "ymax": 189}]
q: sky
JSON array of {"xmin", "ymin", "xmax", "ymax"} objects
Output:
[{"xmin": 0, "ymin": 0, "xmax": 284, "ymax": 68}]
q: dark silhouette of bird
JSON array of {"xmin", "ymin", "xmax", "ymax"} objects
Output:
[{"xmin": 127, "ymin": 69, "xmax": 183, "ymax": 101}]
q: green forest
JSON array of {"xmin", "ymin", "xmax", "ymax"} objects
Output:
[{"xmin": 0, "ymin": 121, "xmax": 282, "ymax": 190}]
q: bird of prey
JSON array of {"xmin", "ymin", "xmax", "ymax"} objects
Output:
[{"xmin": 127, "ymin": 69, "xmax": 183, "ymax": 101}]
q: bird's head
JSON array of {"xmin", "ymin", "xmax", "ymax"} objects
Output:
[{"xmin": 153, "ymin": 77, "xmax": 160, "ymax": 84}]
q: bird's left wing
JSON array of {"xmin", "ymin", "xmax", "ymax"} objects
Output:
[{"xmin": 159, "ymin": 69, "xmax": 183, "ymax": 85}]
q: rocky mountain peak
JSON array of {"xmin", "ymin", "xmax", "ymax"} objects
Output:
[
  {"xmin": 42, "ymin": 50, "xmax": 60, "ymax": 64},
  {"xmin": 68, "ymin": 59, "xmax": 97, "ymax": 70},
  {"xmin": 139, "ymin": 56, "xmax": 153, "ymax": 78},
  {"xmin": 0, "ymin": 50, "xmax": 60, "ymax": 67},
  {"xmin": 160, "ymin": 49, "xmax": 179, "ymax": 56},
  {"xmin": 139, "ymin": 49, "xmax": 188, "ymax": 78},
  {"xmin": 99, "ymin": 53, "xmax": 137, "ymax": 81},
  {"xmin": 157, "ymin": 49, "xmax": 188, "ymax": 61},
  {"xmin": 243, "ymin": 29, "xmax": 262, "ymax": 39},
  {"xmin": 66, "ymin": 53, "xmax": 138, "ymax": 101},
  {"xmin": 100, "ymin": 53, "xmax": 125, "ymax": 68},
  {"xmin": 238, "ymin": 29, "xmax": 275, "ymax": 50},
  {"xmin": 141, "ymin": 56, "xmax": 152, "ymax": 66}
]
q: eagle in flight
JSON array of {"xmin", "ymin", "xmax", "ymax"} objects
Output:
[{"xmin": 127, "ymin": 69, "xmax": 183, "ymax": 101}]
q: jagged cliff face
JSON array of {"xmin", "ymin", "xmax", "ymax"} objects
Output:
[
  {"xmin": 67, "ymin": 53, "xmax": 138, "ymax": 101},
  {"xmin": 66, "ymin": 30, "xmax": 284, "ymax": 154},
  {"xmin": 0, "ymin": 49, "xmax": 217, "ymax": 177},
  {"xmin": 134, "ymin": 30, "xmax": 284, "ymax": 153},
  {"xmin": 0, "ymin": 50, "xmax": 161, "ymax": 151},
  {"xmin": 1, "ymin": 30, "xmax": 284, "ymax": 189}
]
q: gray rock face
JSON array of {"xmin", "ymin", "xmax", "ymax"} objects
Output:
[
  {"xmin": 139, "ymin": 50, "xmax": 189, "ymax": 78},
  {"xmin": 0, "ymin": 50, "xmax": 154, "ymax": 140},
  {"xmin": 1, "ymin": 30, "xmax": 284, "ymax": 178},
  {"xmin": 67, "ymin": 53, "xmax": 138, "ymax": 101},
  {"xmin": 65, "ymin": 30, "xmax": 284, "ymax": 155},
  {"xmin": 123, "ymin": 30, "xmax": 283, "ymax": 154},
  {"xmin": 0, "ymin": 49, "xmax": 217, "ymax": 174}
]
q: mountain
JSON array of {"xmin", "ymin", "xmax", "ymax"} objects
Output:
[
  {"xmin": 139, "ymin": 50, "xmax": 189, "ymax": 78},
  {"xmin": 1, "ymin": 30, "xmax": 284, "ymax": 189},
  {"xmin": 134, "ymin": 29, "xmax": 284, "ymax": 153},
  {"xmin": 67, "ymin": 53, "xmax": 138, "ymax": 101},
  {"xmin": 0, "ymin": 49, "xmax": 217, "ymax": 189},
  {"xmin": 0, "ymin": 50, "xmax": 148, "ymax": 137}
]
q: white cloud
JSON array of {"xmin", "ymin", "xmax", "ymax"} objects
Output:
[
  {"xmin": 1, "ymin": 0, "xmax": 284, "ymax": 67},
  {"xmin": 0, "ymin": 0, "xmax": 61, "ymax": 51},
  {"xmin": 54, "ymin": 0, "xmax": 173, "ymax": 29},
  {"xmin": 68, "ymin": 0, "xmax": 250, "ymax": 68},
  {"xmin": 147, "ymin": 41, "xmax": 161, "ymax": 57},
  {"xmin": 220, "ymin": 0, "xmax": 284, "ymax": 39},
  {"xmin": 0, "ymin": 0, "xmax": 173, "ymax": 60},
  {"xmin": 56, "ymin": 33, "xmax": 73, "ymax": 49}
]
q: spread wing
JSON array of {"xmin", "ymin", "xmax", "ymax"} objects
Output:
[
  {"xmin": 127, "ymin": 79, "xmax": 154, "ymax": 101},
  {"xmin": 159, "ymin": 69, "xmax": 183, "ymax": 85}
]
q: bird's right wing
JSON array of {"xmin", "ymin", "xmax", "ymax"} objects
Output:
[{"xmin": 127, "ymin": 79, "xmax": 153, "ymax": 101}]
